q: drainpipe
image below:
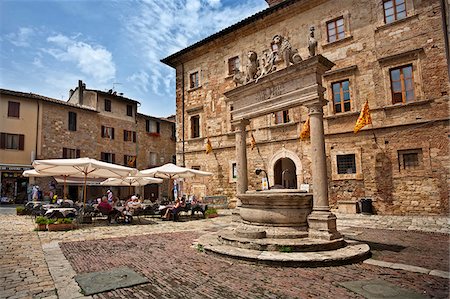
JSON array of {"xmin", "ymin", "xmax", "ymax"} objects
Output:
[
  {"xmin": 181, "ymin": 63, "xmax": 186, "ymax": 167},
  {"xmin": 440, "ymin": 0, "xmax": 450, "ymax": 79}
]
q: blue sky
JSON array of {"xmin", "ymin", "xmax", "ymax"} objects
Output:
[{"xmin": 0, "ymin": 0, "xmax": 268, "ymax": 117}]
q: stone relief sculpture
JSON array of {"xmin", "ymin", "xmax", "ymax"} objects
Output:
[
  {"xmin": 233, "ymin": 35, "xmax": 303, "ymax": 86},
  {"xmin": 271, "ymin": 34, "xmax": 302, "ymax": 67},
  {"xmin": 308, "ymin": 26, "xmax": 318, "ymax": 57}
]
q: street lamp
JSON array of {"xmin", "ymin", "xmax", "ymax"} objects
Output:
[{"xmin": 255, "ymin": 168, "xmax": 270, "ymax": 190}]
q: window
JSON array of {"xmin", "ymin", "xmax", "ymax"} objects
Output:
[
  {"xmin": 63, "ymin": 147, "xmax": 80, "ymax": 159},
  {"xmin": 332, "ymin": 80, "xmax": 351, "ymax": 113},
  {"xmin": 232, "ymin": 163, "xmax": 237, "ymax": 179},
  {"xmin": 390, "ymin": 64, "xmax": 414, "ymax": 104},
  {"xmin": 146, "ymin": 119, "xmax": 160, "ymax": 134},
  {"xmin": 337, "ymin": 154, "xmax": 356, "ymax": 174},
  {"xmin": 149, "ymin": 152, "xmax": 157, "ymax": 166},
  {"xmin": 398, "ymin": 149, "xmax": 422, "ymax": 170},
  {"xmin": 191, "ymin": 115, "xmax": 200, "ymax": 138},
  {"xmin": 383, "ymin": 0, "xmax": 406, "ymax": 24},
  {"xmin": 191, "ymin": 166, "xmax": 201, "ymax": 171},
  {"xmin": 101, "ymin": 126, "xmax": 114, "ymax": 139},
  {"xmin": 327, "ymin": 17, "xmax": 345, "ymax": 43},
  {"xmin": 189, "ymin": 71, "xmax": 199, "ymax": 89},
  {"xmin": 228, "ymin": 56, "xmax": 240, "ymax": 76},
  {"xmin": 171, "ymin": 124, "xmax": 176, "ymax": 139},
  {"xmin": 123, "ymin": 130, "xmax": 136, "ymax": 142},
  {"xmin": 0, "ymin": 133, "xmax": 24, "ymax": 150},
  {"xmin": 126, "ymin": 105, "xmax": 133, "ymax": 116},
  {"xmin": 172, "ymin": 155, "xmax": 176, "ymax": 164},
  {"xmin": 68, "ymin": 112, "xmax": 77, "ymax": 131},
  {"xmin": 104, "ymin": 99, "xmax": 111, "ymax": 112},
  {"xmin": 274, "ymin": 110, "xmax": 290, "ymax": 124},
  {"xmin": 7, "ymin": 101, "xmax": 20, "ymax": 118},
  {"xmin": 100, "ymin": 152, "xmax": 115, "ymax": 163},
  {"xmin": 124, "ymin": 155, "xmax": 136, "ymax": 167}
]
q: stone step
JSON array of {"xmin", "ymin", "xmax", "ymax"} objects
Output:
[
  {"xmin": 198, "ymin": 233, "xmax": 371, "ymax": 267},
  {"xmin": 219, "ymin": 231, "xmax": 346, "ymax": 252}
]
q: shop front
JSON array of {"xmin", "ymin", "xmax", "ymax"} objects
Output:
[{"xmin": 0, "ymin": 164, "xmax": 32, "ymax": 204}]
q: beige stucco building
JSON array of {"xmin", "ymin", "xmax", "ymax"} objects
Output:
[
  {"xmin": 0, "ymin": 81, "xmax": 175, "ymax": 202},
  {"xmin": 162, "ymin": 0, "xmax": 449, "ymax": 215}
]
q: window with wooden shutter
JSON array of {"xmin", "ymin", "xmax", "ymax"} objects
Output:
[
  {"xmin": 132, "ymin": 132, "xmax": 136, "ymax": 143},
  {"xmin": 0, "ymin": 133, "xmax": 23, "ymax": 150},
  {"xmin": 68, "ymin": 112, "xmax": 77, "ymax": 131},
  {"xmin": 332, "ymin": 80, "xmax": 351, "ymax": 113},
  {"xmin": 8, "ymin": 101, "xmax": 20, "ymax": 118},
  {"xmin": 104, "ymin": 99, "xmax": 111, "ymax": 112},
  {"xmin": 390, "ymin": 64, "xmax": 414, "ymax": 104},
  {"xmin": 18, "ymin": 135, "xmax": 24, "ymax": 150},
  {"xmin": 126, "ymin": 105, "xmax": 133, "ymax": 116},
  {"xmin": 383, "ymin": 0, "xmax": 407, "ymax": 24},
  {"xmin": 0, "ymin": 133, "xmax": 6, "ymax": 149},
  {"xmin": 63, "ymin": 147, "xmax": 78, "ymax": 158}
]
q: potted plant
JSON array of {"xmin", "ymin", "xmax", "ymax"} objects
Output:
[
  {"xmin": 16, "ymin": 206, "xmax": 26, "ymax": 215},
  {"xmin": 47, "ymin": 218, "xmax": 75, "ymax": 231},
  {"xmin": 35, "ymin": 216, "xmax": 49, "ymax": 231},
  {"xmin": 205, "ymin": 208, "xmax": 219, "ymax": 218}
]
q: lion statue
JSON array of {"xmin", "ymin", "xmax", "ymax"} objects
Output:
[
  {"xmin": 245, "ymin": 51, "xmax": 260, "ymax": 83},
  {"xmin": 272, "ymin": 35, "xmax": 302, "ymax": 67}
]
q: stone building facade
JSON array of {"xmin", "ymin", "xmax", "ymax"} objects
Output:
[
  {"xmin": 0, "ymin": 82, "xmax": 175, "ymax": 202},
  {"xmin": 162, "ymin": 0, "xmax": 449, "ymax": 215}
]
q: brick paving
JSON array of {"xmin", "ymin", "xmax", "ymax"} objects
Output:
[
  {"xmin": 1, "ymin": 209, "xmax": 449, "ymax": 299},
  {"xmin": 60, "ymin": 230, "xmax": 449, "ymax": 299}
]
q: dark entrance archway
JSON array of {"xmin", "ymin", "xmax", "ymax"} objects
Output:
[{"xmin": 274, "ymin": 158, "xmax": 297, "ymax": 189}]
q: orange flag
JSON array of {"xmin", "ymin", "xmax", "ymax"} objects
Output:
[
  {"xmin": 205, "ymin": 137, "xmax": 213, "ymax": 154},
  {"xmin": 354, "ymin": 100, "xmax": 372, "ymax": 133},
  {"xmin": 300, "ymin": 116, "xmax": 310, "ymax": 140},
  {"xmin": 250, "ymin": 133, "xmax": 256, "ymax": 150}
]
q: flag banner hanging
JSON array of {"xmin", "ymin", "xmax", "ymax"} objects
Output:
[
  {"xmin": 354, "ymin": 100, "xmax": 372, "ymax": 133},
  {"xmin": 251, "ymin": 133, "xmax": 256, "ymax": 150},
  {"xmin": 205, "ymin": 137, "xmax": 213, "ymax": 154},
  {"xmin": 300, "ymin": 116, "xmax": 310, "ymax": 140}
]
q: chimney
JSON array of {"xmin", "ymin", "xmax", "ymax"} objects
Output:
[
  {"xmin": 78, "ymin": 80, "xmax": 84, "ymax": 105},
  {"xmin": 265, "ymin": 0, "xmax": 286, "ymax": 6}
]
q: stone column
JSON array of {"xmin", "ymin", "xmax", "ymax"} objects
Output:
[
  {"xmin": 235, "ymin": 119, "xmax": 250, "ymax": 195},
  {"xmin": 307, "ymin": 102, "xmax": 341, "ymax": 240}
]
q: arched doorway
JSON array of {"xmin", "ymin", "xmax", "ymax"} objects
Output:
[{"xmin": 273, "ymin": 158, "xmax": 297, "ymax": 189}]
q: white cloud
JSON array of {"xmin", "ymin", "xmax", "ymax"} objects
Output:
[
  {"xmin": 127, "ymin": 71, "xmax": 150, "ymax": 93},
  {"xmin": 122, "ymin": 0, "xmax": 267, "ymax": 98},
  {"xmin": 45, "ymin": 34, "xmax": 116, "ymax": 83},
  {"xmin": 7, "ymin": 27, "xmax": 35, "ymax": 47}
]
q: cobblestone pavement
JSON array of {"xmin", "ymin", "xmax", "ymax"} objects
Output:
[{"xmin": 0, "ymin": 209, "xmax": 449, "ymax": 299}]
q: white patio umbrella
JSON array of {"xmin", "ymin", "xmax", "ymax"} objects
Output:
[
  {"xmin": 32, "ymin": 158, "xmax": 135, "ymax": 206},
  {"xmin": 23, "ymin": 169, "xmax": 72, "ymax": 199},
  {"xmin": 140, "ymin": 163, "xmax": 212, "ymax": 199},
  {"xmin": 101, "ymin": 175, "xmax": 163, "ymax": 197}
]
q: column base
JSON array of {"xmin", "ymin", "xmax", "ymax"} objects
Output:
[{"xmin": 307, "ymin": 211, "xmax": 342, "ymax": 240}]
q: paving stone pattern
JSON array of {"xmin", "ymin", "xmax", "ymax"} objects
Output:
[{"xmin": 60, "ymin": 231, "xmax": 449, "ymax": 299}]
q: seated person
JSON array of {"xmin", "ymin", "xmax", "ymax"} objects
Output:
[
  {"xmin": 97, "ymin": 196, "xmax": 120, "ymax": 223},
  {"xmin": 162, "ymin": 198, "xmax": 181, "ymax": 219}
]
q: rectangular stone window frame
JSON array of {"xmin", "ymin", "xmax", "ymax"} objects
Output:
[
  {"xmin": 330, "ymin": 148, "xmax": 363, "ymax": 181},
  {"xmin": 379, "ymin": 50, "xmax": 423, "ymax": 107},
  {"xmin": 100, "ymin": 152, "xmax": 115, "ymax": 163},
  {"xmin": 383, "ymin": 0, "xmax": 407, "ymax": 24},
  {"xmin": 7, "ymin": 101, "xmax": 20, "ymax": 118},
  {"xmin": 324, "ymin": 65, "xmax": 357, "ymax": 116},
  {"xmin": 63, "ymin": 147, "xmax": 80, "ymax": 159},
  {"xmin": 190, "ymin": 114, "xmax": 201, "ymax": 139},
  {"xmin": 68, "ymin": 111, "xmax": 77, "ymax": 131},
  {"xmin": 126, "ymin": 104, "xmax": 133, "ymax": 117},
  {"xmin": 225, "ymin": 55, "xmax": 241, "ymax": 77},
  {"xmin": 188, "ymin": 68, "xmax": 201, "ymax": 90},
  {"xmin": 321, "ymin": 11, "xmax": 352, "ymax": 48},
  {"xmin": 331, "ymin": 79, "xmax": 352, "ymax": 114},
  {"xmin": 389, "ymin": 64, "xmax": 414, "ymax": 104},
  {"xmin": 274, "ymin": 110, "xmax": 290, "ymax": 125},
  {"xmin": 391, "ymin": 142, "xmax": 431, "ymax": 178},
  {"xmin": 375, "ymin": 0, "xmax": 415, "ymax": 29},
  {"xmin": 101, "ymin": 125, "xmax": 114, "ymax": 139},
  {"xmin": 229, "ymin": 161, "xmax": 237, "ymax": 183},
  {"xmin": 104, "ymin": 99, "xmax": 112, "ymax": 112}
]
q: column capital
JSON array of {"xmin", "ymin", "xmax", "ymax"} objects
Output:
[
  {"xmin": 306, "ymin": 102, "xmax": 324, "ymax": 115},
  {"xmin": 233, "ymin": 119, "xmax": 250, "ymax": 131}
]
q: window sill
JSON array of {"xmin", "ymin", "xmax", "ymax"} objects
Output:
[
  {"xmin": 382, "ymin": 99, "xmax": 432, "ymax": 111},
  {"xmin": 322, "ymin": 35, "xmax": 353, "ymax": 49},
  {"xmin": 375, "ymin": 14, "xmax": 419, "ymax": 33},
  {"xmin": 331, "ymin": 173, "xmax": 363, "ymax": 181},
  {"xmin": 187, "ymin": 86, "xmax": 202, "ymax": 92},
  {"xmin": 187, "ymin": 137, "xmax": 204, "ymax": 142},
  {"xmin": 324, "ymin": 111, "xmax": 359, "ymax": 120}
]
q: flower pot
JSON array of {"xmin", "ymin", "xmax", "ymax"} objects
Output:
[
  {"xmin": 207, "ymin": 213, "xmax": 219, "ymax": 218},
  {"xmin": 47, "ymin": 223, "xmax": 74, "ymax": 231},
  {"xmin": 36, "ymin": 224, "xmax": 47, "ymax": 231}
]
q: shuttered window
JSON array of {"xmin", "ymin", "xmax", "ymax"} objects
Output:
[
  {"xmin": 7, "ymin": 101, "xmax": 20, "ymax": 118},
  {"xmin": 68, "ymin": 112, "xmax": 77, "ymax": 131},
  {"xmin": 0, "ymin": 133, "xmax": 24, "ymax": 150},
  {"xmin": 63, "ymin": 147, "xmax": 80, "ymax": 159}
]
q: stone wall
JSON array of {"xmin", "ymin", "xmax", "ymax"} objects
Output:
[{"xmin": 171, "ymin": 0, "xmax": 449, "ymax": 215}]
